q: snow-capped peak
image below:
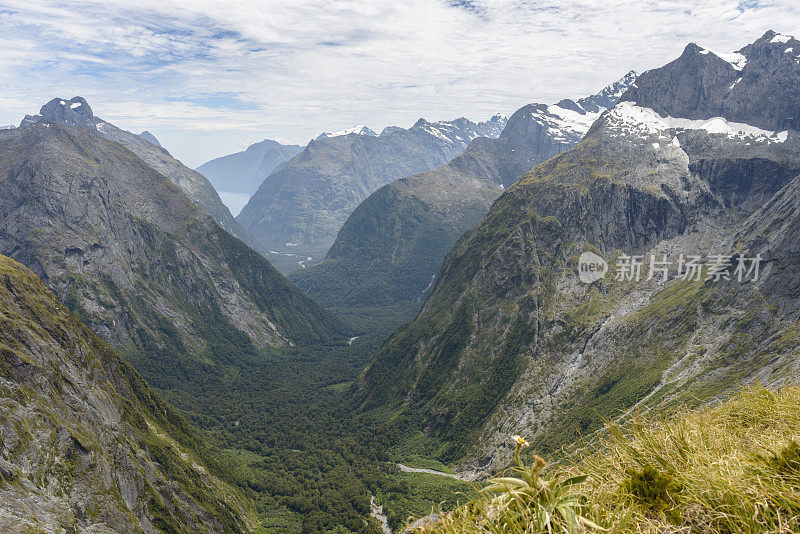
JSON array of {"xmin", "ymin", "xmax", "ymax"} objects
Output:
[{"xmin": 317, "ymin": 125, "xmax": 377, "ymax": 140}]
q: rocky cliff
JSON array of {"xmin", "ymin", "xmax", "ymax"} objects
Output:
[
  {"xmin": 21, "ymin": 97, "xmax": 264, "ymax": 254},
  {"xmin": 0, "ymin": 255, "xmax": 251, "ymax": 533}
]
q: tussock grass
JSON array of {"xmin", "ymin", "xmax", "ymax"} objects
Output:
[{"xmin": 410, "ymin": 385, "xmax": 800, "ymax": 533}]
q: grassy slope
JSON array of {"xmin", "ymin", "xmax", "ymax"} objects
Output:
[{"xmin": 410, "ymin": 385, "xmax": 800, "ymax": 533}]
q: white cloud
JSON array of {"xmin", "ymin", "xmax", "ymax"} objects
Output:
[{"xmin": 0, "ymin": 0, "xmax": 798, "ymax": 166}]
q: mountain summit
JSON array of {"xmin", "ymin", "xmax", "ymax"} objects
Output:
[
  {"xmin": 18, "ymin": 97, "xmax": 265, "ymax": 253},
  {"xmin": 197, "ymin": 138, "xmax": 303, "ymax": 196},
  {"xmin": 20, "ymin": 96, "xmax": 96, "ymax": 128},
  {"xmin": 316, "ymin": 124, "xmax": 378, "ymax": 140},
  {"xmin": 621, "ymin": 31, "xmax": 800, "ymax": 131}
]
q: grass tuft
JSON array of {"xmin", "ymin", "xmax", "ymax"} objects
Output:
[{"xmin": 409, "ymin": 385, "xmax": 800, "ymax": 533}]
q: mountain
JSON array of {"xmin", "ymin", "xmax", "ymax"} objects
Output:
[
  {"xmin": 620, "ymin": 31, "xmax": 800, "ymax": 131},
  {"xmin": 20, "ymin": 97, "xmax": 263, "ymax": 253},
  {"xmin": 356, "ymin": 32, "xmax": 800, "ymax": 468},
  {"xmin": 196, "ymin": 138, "xmax": 303, "ymax": 196},
  {"xmin": 236, "ymin": 114, "xmax": 508, "ymax": 273},
  {"xmin": 138, "ymin": 130, "xmax": 161, "ymax": 147},
  {"xmin": 290, "ymin": 73, "xmax": 637, "ymax": 329},
  {"xmin": 0, "ymin": 115, "xmax": 345, "ymax": 376},
  {"xmin": 316, "ymin": 125, "xmax": 378, "ymax": 140},
  {"xmin": 0, "ymin": 254, "xmax": 251, "ymax": 532}
]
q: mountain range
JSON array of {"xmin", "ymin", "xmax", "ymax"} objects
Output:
[
  {"xmin": 290, "ymin": 72, "xmax": 637, "ymax": 329},
  {"xmin": 236, "ymin": 114, "xmax": 508, "ymax": 272},
  {"xmin": 316, "ymin": 125, "xmax": 378, "ymax": 140},
  {"xmin": 4, "ymin": 25, "xmax": 800, "ymax": 534},
  {"xmin": 356, "ymin": 30, "xmax": 800, "ymax": 468}
]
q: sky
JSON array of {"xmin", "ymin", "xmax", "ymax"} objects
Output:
[{"xmin": 1, "ymin": 1, "xmax": 799, "ymax": 168}]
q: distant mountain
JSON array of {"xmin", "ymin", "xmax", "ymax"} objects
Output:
[
  {"xmin": 197, "ymin": 138, "xmax": 304, "ymax": 195},
  {"xmin": 357, "ymin": 32, "xmax": 800, "ymax": 468},
  {"xmin": 20, "ymin": 97, "xmax": 264, "ymax": 253},
  {"xmin": 236, "ymin": 114, "xmax": 508, "ymax": 272},
  {"xmin": 316, "ymin": 124, "xmax": 378, "ymax": 140},
  {"xmin": 0, "ymin": 255, "xmax": 251, "ymax": 532},
  {"xmin": 138, "ymin": 129, "xmax": 161, "ymax": 147},
  {"xmin": 291, "ymin": 73, "xmax": 637, "ymax": 328},
  {"xmin": 0, "ymin": 117, "xmax": 345, "ymax": 373}
]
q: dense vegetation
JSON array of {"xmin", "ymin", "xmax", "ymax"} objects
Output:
[
  {"xmin": 120, "ymin": 319, "xmax": 465, "ymax": 533},
  {"xmin": 411, "ymin": 385, "xmax": 800, "ymax": 533}
]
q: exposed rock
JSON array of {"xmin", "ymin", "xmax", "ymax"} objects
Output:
[
  {"xmin": 20, "ymin": 97, "xmax": 264, "ymax": 254},
  {"xmin": 0, "ymin": 255, "xmax": 251, "ymax": 533}
]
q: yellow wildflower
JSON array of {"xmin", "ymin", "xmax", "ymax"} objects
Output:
[{"xmin": 512, "ymin": 435, "xmax": 530, "ymax": 448}]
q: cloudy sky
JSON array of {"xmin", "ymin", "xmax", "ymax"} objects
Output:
[{"xmin": 1, "ymin": 1, "xmax": 799, "ymax": 167}]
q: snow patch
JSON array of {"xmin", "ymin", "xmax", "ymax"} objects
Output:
[
  {"xmin": 699, "ymin": 47, "xmax": 747, "ymax": 70},
  {"xmin": 548, "ymin": 105, "xmax": 602, "ymax": 134},
  {"xmin": 70, "ymin": 102, "xmax": 81, "ymax": 109},
  {"xmin": 317, "ymin": 124, "xmax": 379, "ymax": 139},
  {"xmin": 605, "ymin": 102, "xmax": 790, "ymax": 144},
  {"xmin": 771, "ymin": 34, "xmax": 792, "ymax": 44}
]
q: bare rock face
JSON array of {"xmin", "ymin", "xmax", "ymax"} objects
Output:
[
  {"xmin": 0, "ymin": 255, "xmax": 251, "ymax": 533},
  {"xmin": 20, "ymin": 97, "xmax": 264, "ymax": 254},
  {"xmin": 0, "ymin": 121, "xmax": 345, "ymax": 367},
  {"xmin": 622, "ymin": 31, "xmax": 800, "ymax": 131},
  {"xmin": 357, "ymin": 32, "xmax": 800, "ymax": 468},
  {"xmin": 20, "ymin": 97, "xmax": 97, "ymax": 129}
]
